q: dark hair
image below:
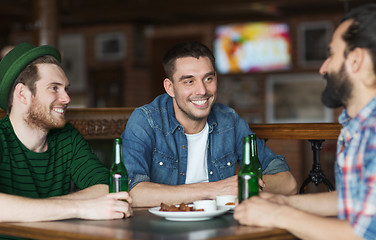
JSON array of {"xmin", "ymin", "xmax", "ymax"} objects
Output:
[
  {"xmin": 341, "ymin": 4, "xmax": 376, "ymax": 73},
  {"xmin": 162, "ymin": 41, "xmax": 216, "ymax": 80},
  {"xmin": 8, "ymin": 55, "xmax": 61, "ymax": 113}
]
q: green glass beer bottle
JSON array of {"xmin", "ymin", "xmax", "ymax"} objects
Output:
[
  {"xmin": 238, "ymin": 135, "xmax": 259, "ymax": 203},
  {"xmin": 109, "ymin": 138, "xmax": 129, "ymax": 193},
  {"xmin": 250, "ymin": 133, "xmax": 263, "ymax": 180}
]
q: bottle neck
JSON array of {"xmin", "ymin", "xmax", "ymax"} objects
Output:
[
  {"xmin": 250, "ymin": 135, "xmax": 257, "ymax": 158},
  {"xmin": 114, "ymin": 142, "xmax": 122, "ymax": 164},
  {"xmin": 243, "ymin": 139, "xmax": 251, "ymax": 165}
]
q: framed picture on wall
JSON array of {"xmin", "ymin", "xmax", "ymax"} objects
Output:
[
  {"xmin": 59, "ymin": 34, "xmax": 86, "ymax": 92},
  {"xmin": 266, "ymin": 73, "xmax": 333, "ymax": 123},
  {"xmin": 95, "ymin": 32, "xmax": 126, "ymax": 61},
  {"xmin": 298, "ymin": 21, "xmax": 333, "ymax": 68}
]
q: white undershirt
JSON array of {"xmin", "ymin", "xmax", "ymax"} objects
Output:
[{"xmin": 185, "ymin": 122, "xmax": 209, "ymax": 184}]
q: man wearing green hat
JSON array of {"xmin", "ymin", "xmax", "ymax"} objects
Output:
[{"xmin": 0, "ymin": 43, "xmax": 132, "ymax": 222}]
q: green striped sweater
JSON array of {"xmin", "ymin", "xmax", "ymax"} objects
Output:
[{"xmin": 0, "ymin": 116, "xmax": 109, "ymax": 198}]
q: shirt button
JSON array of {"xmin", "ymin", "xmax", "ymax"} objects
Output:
[
  {"xmin": 180, "ymin": 172, "xmax": 185, "ymax": 176},
  {"xmin": 182, "ymin": 145, "xmax": 185, "ymax": 149},
  {"xmin": 209, "ymin": 171, "xmax": 213, "ymax": 175},
  {"xmin": 159, "ymin": 162, "xmax": 163, "ymax": 166},
  {"xmin": 227, "ymin": 162, "xmax": 231, "ymax": 166}
]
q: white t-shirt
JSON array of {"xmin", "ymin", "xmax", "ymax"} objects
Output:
[{"xmin": 185, "ymin": 123, "xmax": 209, "ymax": 184}]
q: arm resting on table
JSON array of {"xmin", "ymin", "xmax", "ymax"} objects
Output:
[
  {"xmin": 130, "ymin": 176, "xmax": 238, "ymax": 207},
  {"xmin": 263, "ymin": 171, "xmax": 297, "ymax": 195},
  {"xmin": 234, "ymin": 191, "xmax": 360, "ymax": 240},
  {"xmin": 276, "ymin": 205, "xmax": 361, "ymax": 240},
  {"xmin": 0, "ymin": 190, "xmax": 132, "ymax": 222}
]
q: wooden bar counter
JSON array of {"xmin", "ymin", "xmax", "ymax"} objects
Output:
[{"xmin": 0, "ymin": 208, "xmax": 298, "ymax": 240}]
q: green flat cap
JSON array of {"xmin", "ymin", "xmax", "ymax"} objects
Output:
[{"xmin": 0, "ymin": 42, "xmax": 61, "ymax": 110}]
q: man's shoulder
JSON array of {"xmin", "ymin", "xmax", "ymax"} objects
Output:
[
  {"xmin": 132, "ymin": 94, "xmax": 172, "ymax": 120},
  {"xmin": 138, "ymin": 94, "xmax": 170, "ymax": 112},
  {"xmin": 0, "ymin": 115, "xmax": 12, "ymax": 136}
]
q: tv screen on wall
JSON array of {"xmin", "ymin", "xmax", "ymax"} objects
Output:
[{"xmin": 214, "ymin": 22, "xmax": 292, "ymax": 74}]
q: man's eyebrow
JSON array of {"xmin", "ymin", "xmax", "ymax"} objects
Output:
[
  {"xmin": 48, "ymin": 82, "xmax": 64, "ymax": 86},
  {"xmin": 204, "ymin": 71, "xmax": 216, "ymax": 78},
  {"xmin": 47, "ymin": 82, "xmax": 70, "ymax": 88},
  {"xmin": 178, "ymin": 71, "xmax": 216, "ymax": 81},
  {"xmin": 179, "ymin": 75, "xmax": 194, "ymax": 81}
]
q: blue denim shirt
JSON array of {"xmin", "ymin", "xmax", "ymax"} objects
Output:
[{"xmin": 121, "ymin": 94, "xmax": 289, "ymax": 190}]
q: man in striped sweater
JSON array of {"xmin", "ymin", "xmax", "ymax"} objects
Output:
[{"xmin": 0, "ymin": 43, "xmax": 132, "ymax": 222}]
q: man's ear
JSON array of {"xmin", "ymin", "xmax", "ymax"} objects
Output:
[
  {"xmin": 163, "ymin": 78, "xmax": 175, "ymax": 98},
  {"xmin": 346, "ymin": 47, "xmax": 363, "ymax": 74},
  {"xmin": 347, "ymin": 47, "xmax": 376, "ymax": 86},
  {"xmin": 13, "ymin": 83, "xmax": 30, "ymax": 105}
]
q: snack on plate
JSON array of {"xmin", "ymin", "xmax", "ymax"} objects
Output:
[
  {"xmin": 225, "ymin": 202, "xmax": 235, "ymax": 205},
  {"xmin": 159, "ymin": 203, "xmax": 204, "ymax": 212}
]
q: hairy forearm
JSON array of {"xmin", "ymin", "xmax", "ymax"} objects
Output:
[
  {"xmin": 130, "ymin": 175, "xmax": 239, "ymax": 207},
  {"xmin": 129, "ymin": 182, "xmax": 212, "ymax": 207},
  {"xmin": 0, "ymin": 193, "xmax": 80, "ymax": 222},
  {"xmin": 0, "ymin": 191, "xmax": 133, "ymax": 222},
  {"xmin": 277, "ymin": 206, "xmax": 360, "ymax": 240},
  {"xmin": 52, "ymin": 184, "xmax": 109, "ymax": 200},
  {"xmin": 263, "ymin": 171, "xmax": 297, "ymax": 195}
]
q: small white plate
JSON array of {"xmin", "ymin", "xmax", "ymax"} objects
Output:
[{"xmin": 148, "ymin": 207, "xmax": 229, "ymax": 221}]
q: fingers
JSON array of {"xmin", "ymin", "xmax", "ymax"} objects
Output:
[
  {"xmin": 109, "ymin": 192, "xmax": 133, "ymax": 218},
  {"xmin": 258, "ymin": 178, "xmax": 266, "ymax": 190},
  {"xmin": 112, "ymin": 199, "xmax": 133, "ymax": 219},
  {"xmin": 109, "ymin": 191, "xmax": 133, "ymax": 205}
]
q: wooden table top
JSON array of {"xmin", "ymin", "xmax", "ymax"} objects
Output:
[{"xmin": 0, "ymin": 208, "xmax": 298, "ymax": 240}]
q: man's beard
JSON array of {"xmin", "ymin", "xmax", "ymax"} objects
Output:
[
  {"xmin": 321, "ymin": 63, "xmax": 353, "ymax": 109},
  {"xmin": 175, "ymin": 94, "xmax": 214, "ymax": 122},
  {"xmin": 26, "ymin": 97, "xmax": 66, "ymax": 130}
]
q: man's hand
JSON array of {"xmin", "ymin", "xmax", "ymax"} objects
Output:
[
  {"xmin": 233, "ymin": 192, "xmax": 285, "ymax": 228},
  {"xmin": 77, "ymin": 192, "xmax": 133, "ymax": 220},
  {"xmin": 209, "ymin": 175, "xmax": 238, "ymax": 197},
  {"xmin": 258, "ymin": 178, "xmax": 266, "ymax": 191}
]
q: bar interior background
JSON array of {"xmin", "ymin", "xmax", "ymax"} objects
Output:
[{"xmin": 0, "ymin": 0, "xmax": 374, "ymax": 193}]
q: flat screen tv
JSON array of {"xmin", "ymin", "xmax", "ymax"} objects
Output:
[{"xmin": 214, "ymin": 22, "xmax": 292, "ymax": 74}]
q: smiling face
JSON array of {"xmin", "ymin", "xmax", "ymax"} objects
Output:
[
  {"xmin": 26, "ymin": 63, "xmax": 70, "ymax": 130},
  {"xmin": 164, "ymin": 56, "xmax": 217, "ymax": 129}
]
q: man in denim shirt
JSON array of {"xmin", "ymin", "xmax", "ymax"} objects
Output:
[{"xmin": 122, "ymin": 41, "xmax": 297, "ymax": 207}]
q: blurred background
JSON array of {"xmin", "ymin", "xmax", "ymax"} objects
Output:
[{"xmin": 0, "ymin": 0, "xmax": 374, "ymax": 192}]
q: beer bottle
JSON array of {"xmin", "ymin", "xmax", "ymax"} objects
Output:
[
  {"xmin": 109, "ymin": 138, "xmax": 129, "ymax": 193},
  {"xmin": 238, "ymin": 135, "xmax": 259, "ymax": 203},
  {"xmin": 250, "ymin": 133, "xmax": 263, "ymax": 180}
]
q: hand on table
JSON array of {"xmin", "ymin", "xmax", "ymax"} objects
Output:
[
  {"xmin": 78, "ymin": 191, "xmax": 133, "ymax": 220},
  {"xmin": 210, "ymin": 175, "xmax": 238, "ymax": 196},
  {"xmin": 233, "ymin": 192, "xmax": 287, "ymax": 228}
]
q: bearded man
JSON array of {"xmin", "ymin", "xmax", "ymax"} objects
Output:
[
  {"xmin": 234, "ymin": 4, "xmax": 376, "ymax": 240},
  {"xmin": 0, "ymin": 43, "xmax": 132, "ymax": 223}
]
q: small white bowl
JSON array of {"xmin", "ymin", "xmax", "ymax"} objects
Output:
[
  {"xmin": 216, "ymin": 195, "xmax": 237, "ymax": 207},
  {"xmin": 193, "ymin": 200, "xmax": 217, "ymax": 212}
]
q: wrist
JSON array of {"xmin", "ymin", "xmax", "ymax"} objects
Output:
[
  {"xmin": 273, "ymin": 204, "xmax": 293, "ymax": 229},
  {"xmin": 72, "ymin": 199, "xmax": 84, "ymax": 219}
]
